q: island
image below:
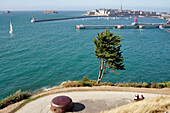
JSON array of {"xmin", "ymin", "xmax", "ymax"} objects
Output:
[
  {"xmin": 42, "ymin": 10, "xmax": 58, "ymax": 14},
  {"xmin": 3, "ymin": 11, "xmax": 12, "ymax": 14}
]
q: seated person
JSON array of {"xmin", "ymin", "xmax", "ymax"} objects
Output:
[
  {"xmin": 134, "ymin": 94, "xmax": 139, "ymax": 100},
  {"xmin": 140, "ymin": 95, "xmax": 145, "ymax": 100}
]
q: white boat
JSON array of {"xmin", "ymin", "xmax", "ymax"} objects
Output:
[
  {"xmin": 76, "ymin": 25, "xmax": 85, "ymax": 29},
  {"xmin": 31, "ymin": 17, "xmax": 35, "ymax": 23},
  {"xmin": 132, "ymin": 22, "xmax": 139, "ymax": 26},
  {"xmin": 9, "ymin": 22, "xmax": 13, "ymax": 34}
]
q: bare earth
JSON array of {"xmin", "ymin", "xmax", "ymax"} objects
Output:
[{"xmin": 0, "ymin": 86, "xmax": 170, "ymax": 113}]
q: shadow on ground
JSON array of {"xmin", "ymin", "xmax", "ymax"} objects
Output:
[{"xmin": 67, "ymin": 102, "xmax": 85, "ymax": 112}]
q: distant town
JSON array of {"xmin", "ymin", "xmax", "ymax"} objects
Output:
[{"xmin": 85, "ymin": 5, "xmax": 170, "ymax": 21}]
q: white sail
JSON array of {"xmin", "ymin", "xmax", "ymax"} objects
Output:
[{"xmin": 9, "ymin": 22, "xmax": 13, "ymax": 34}]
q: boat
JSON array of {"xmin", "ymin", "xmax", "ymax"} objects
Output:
[
  {"xmin": 164, "ymin": 20, "xmax": 170, "ymax": 25},
  {"xmin": 76, "ymin": 25, "xmax": 85, "ymax": 29},
  {"xmin": 31, "ymin": 17, "xmax": 35, "ymax": 23},
  {"xmin": 9, "ymin": 22, "xmax": 13, "ymax": 34},
  {"xmin": 132, "ymin": 16, "xmax": 139, "ymax": 26},
  {"xmin": 159, "ymin": 25, "xmax": 164, "ymax": 29}
]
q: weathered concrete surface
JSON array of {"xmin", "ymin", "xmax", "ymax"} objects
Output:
[{"xmin": 16, "ymin": 91, "xmax": 163, "ymax": 113}]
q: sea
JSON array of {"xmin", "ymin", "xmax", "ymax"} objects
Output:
[{"xmin": 0, "ymin": 11, "xmax": 170, "ymax": 100}]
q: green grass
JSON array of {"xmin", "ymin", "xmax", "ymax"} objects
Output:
[
  {"xmin": 61, "ymin": 75, "xmax": 114, "ymax": 87},
  {"xmin": 0, "ymin": 90, "xmax": 32, "ymax": 109},
  {"xmin": 62, "ymin": 75, "xmax": 170, "ymax": 89}
]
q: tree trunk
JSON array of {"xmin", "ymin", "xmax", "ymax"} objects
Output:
[{"xmin": 97, "ymin": 59, "xmax": 104, "ymax": 84}]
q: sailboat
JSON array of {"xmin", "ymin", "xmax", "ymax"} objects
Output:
[{"xmin": 9, "ymin": 22, "xmax": 13, "ymax": 34}]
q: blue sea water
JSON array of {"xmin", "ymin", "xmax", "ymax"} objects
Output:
[{"xmin": 0, "ymin": 11, "xmax": 170, "ymax": 100}]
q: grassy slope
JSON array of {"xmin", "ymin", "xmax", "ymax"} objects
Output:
[{"xmin": 101, "ymin": 95, "xmax": 170, "ymax": 113}]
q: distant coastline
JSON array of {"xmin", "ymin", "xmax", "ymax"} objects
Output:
[{"xmin": 85, "ymin": 8, "xmax": 170, "ymax": 21}]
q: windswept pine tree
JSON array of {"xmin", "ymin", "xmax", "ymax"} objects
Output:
[{"xmin": 93, "ymin": 30, "xmax": 125, "ymax": 84}]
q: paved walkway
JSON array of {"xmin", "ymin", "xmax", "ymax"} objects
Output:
[{"xmin": 16, "ymin": 91, "xmax": 163, "ymax": 113}]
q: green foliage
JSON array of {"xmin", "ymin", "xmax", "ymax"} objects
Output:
[
  {"xmin": 61, "ymin": 78, "xmax": 169, "ymax": 89},
  {"xmin": 136, "ymin": 83, "xmax": 142, "ymax": 88},
  {"xmin": 61, "ymin": 75, "xmax": 114, "ymax": 87},
  {"xmin": 0, "ymin": 90, "xmax": 32, "ymax": 109},
  {"xmin": 93, "ymin": 30, "xmax": 125, "ymax": 72},
  {"xmin": 93, "ymin": 30, "xmax": 125, "ymax": 83},
  {"xmin": 113, "ymin": 82, "xmax": 169, "ymax": 89},
  {"xmin": 142, "ymin": 82, "xmax": 150, "ymax": 88},
  {"xmin": 82, "ymin": 75, "xmax": 92, "ymax": 86},
  {"xmin": 151, "ymin": 83, "xmax": 158, "ymax": 88},
  {"xmin": 82, "ymin": 75, "xmax": 89, "ymax": 82},
  {"xmin": 158, "ymin": 83, "xmax": 167, "ymax": 88},
  {"xmin": 166, "ymin": 81, "xmax": 170, "ymax": 88}
]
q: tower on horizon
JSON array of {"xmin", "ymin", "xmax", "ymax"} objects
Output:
[{"xmin": 120, "ymin": 4, "xmax": 122, "ymax": 11}]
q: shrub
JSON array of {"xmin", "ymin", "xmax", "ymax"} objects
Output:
[
  {"xmin": 100, "ymin": 82, "xmax": 114, "ymax": 86},
  {"xmin": 61, "ymin": 76, "xmax": 170, "ymax": 89},
  {"xmin": 81, "ymin": 75, "xmax": 92, "ymax": 86},
  {"xmin": 82, "ymin": 81, "xmax": 92, "ymax": 87},
  {"xmin": 130, "ymin": 82, "xmax": 136, "ymax": 87},
  {"xmin": 151, "ymin": 83, "xmax": 157, "ymax": 88},
  {"xmin": 166, "ymin": 81, "xmax": 170, "ymax": 88},
  {"xmin": 82, "ymin": 75, "xmax": 89, "ymax": 82},
  {"xmin": 135, "ymin": 83, "xmax": 142, "ymax": 88},
  {"xmin": 61, "ymin": 80, "xmax": 78, "ymax": 87},
  {"xmin": 115, "ymin": 83, "xmax": 124, "ymax": 87},
  {"xmin": 142, "ymin": 82, "xmax": 149, "ymax": 88},
  {"xmin": 0, "ymin": 90, "xmax": 32, "ymax": 109},
  {"xmin": 158, "ymin": 83, "xmax": 167, "ymax": 89}
]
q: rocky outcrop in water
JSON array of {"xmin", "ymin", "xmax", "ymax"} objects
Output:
[
  {"xmin": 42, "ymin": 10, "xmax": 58, "ymax": 14},
  {"xmin": 3, "ymin": 11, "xmax": 11, "ymax": 14}
]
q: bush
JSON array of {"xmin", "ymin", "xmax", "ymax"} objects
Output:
[
  {"xmin": 151, "ymin": 83, "xmax": 157, "ymax": 88},
  {"xmin": 61, "ymin": 76, "xmax": 170, "ymax": 89},
  {"xmin": 82, "ymin": 75, "xmax": 92, "ymax": 86},
  {"xmin": 0, "ymin": 90, "xmax": 32, "ymax": 109},
  {"xmin": 142, "ymin": 82, "xmax": 149, "ymax": 88},
  {"xmin": 158, "ymin": 83, "xmax": 167, "ymax": 88},
  {"xmin": 82, "ymin": 75, "xmax": 89, "ymax": 82},
  {"xmin": 135, "ymin": 83, "xmax": 142, "ymax": 88},
  {"xmin": 166, "ymin": 81, "xmax": 170, "ymax": 88},
  {"xmin": 130, "ymin": 82, "xmax": 136, "ymax": 87}
]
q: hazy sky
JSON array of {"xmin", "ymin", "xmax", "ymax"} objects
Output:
[{"xmin": 0, "ymin": 0, "xmax": 169, "ymax": 12}]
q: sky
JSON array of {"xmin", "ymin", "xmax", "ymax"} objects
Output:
[{"xmin": 0, "ymin": 0, "xmax": 169, "ymax": 12}]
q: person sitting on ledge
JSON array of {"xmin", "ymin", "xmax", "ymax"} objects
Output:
[
  {"xmin": 140, "ymin": 95, "xmax": 145, "ymax": 100},
  {"xmin": 134, "ymin": 94, "xmax": 139, "ymax": 101},
  {"xmin": 134, "ymin": 94, "xmax": 145, "ymax": 101}
]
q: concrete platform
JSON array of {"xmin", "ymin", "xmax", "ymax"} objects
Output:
[{"xmin": 16, "ymin": 91, "xmax": 163, "ymax": 113}]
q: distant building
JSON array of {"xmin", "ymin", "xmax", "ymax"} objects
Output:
[
  {"xmin": 120, "ymin": 4, "xmax": 123, "ymax": 12},
  {"xmin": 85, "ymin": 7, "xmax": 164, "ymax": 18},
  {"xmin": 87, "ymin": 11, "xmax": 95, "ymax": 15},
  {"xmin": 132, "ymin": 10, "xmax": 140, "ymax": 15}
]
